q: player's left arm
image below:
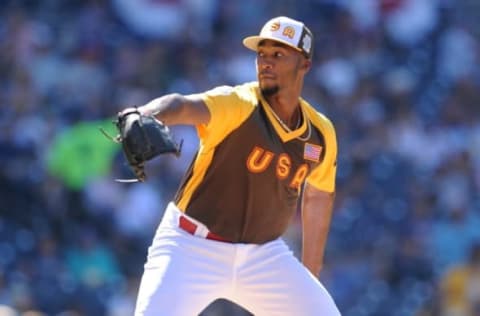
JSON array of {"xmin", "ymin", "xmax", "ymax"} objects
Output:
[
  {"xmin": 300, "ymin": 110, "xmax": 337, "ymax": 277},
  {"xmin": 301, "ymin": 183, "xmax": 335, "ymax": 277}
]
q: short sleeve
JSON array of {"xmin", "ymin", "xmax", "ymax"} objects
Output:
[
  {"xmin": 305, "ymin": 114, "xmax": 337, "ymax": 192},
  {"xmin": 197, "ymin": 83, "xmax": 257, "ymax": 150}
]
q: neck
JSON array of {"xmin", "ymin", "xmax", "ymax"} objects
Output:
[
  {"xmin": 269, "ymin": 99, "xmax": 302, "ymax": 130},
  {"xmin": 264, "ymin": 91, "xmax": 301, "ymax": 127},
  {"xmin": 261, "ymin": 76, "xmax": 304, "ymax": 129}
]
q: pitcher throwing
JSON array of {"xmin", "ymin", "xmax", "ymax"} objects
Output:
[{"xmin": 126, "ymin": 16, "xmax": 341, "ymax": 316}]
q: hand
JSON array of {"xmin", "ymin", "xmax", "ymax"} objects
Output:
[{"xmin": 118, "ymin": 106, "xmax": 144, "ymax": 117}]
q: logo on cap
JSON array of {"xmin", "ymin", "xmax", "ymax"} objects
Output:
[
  {"xmin": 302, "ymin": 34, "xmax": 312, "ymax": 54},
  {"xmin": 282, "ymin": 26, "xmax": 295, "ymax": 39},
  {"xmin": 270, "ymin": 21, "xmax": 280, "ymax": 32}
]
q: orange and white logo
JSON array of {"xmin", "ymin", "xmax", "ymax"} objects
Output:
[
  {"xmin": 282, "ymin": 26, "xmax": 295, "ymax": 39},
  {"xmin": 270, "ymin": 21, "xmax": 280, "ymax": 32}
]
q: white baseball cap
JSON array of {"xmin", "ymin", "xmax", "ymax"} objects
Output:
[{"xmin": 243, "ymin": 16, "xmax": 313, "ymax": 59}]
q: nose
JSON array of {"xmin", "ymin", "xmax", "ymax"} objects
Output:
[
  {"xmin": 262, "ymin": 63, "xmax": 273, "ymax": 70},
  {"xmin": 257, "ymin": 56, "xmax": 273, "ymax": 70}
]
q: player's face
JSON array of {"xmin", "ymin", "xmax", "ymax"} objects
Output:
[{"xmin": 256, "ymin": 40, "xmax": 309, "ymax": 96}]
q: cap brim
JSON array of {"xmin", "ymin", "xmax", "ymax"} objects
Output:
[{"xmin": 242, "ymin": 35, "xmax": 303, "ymax": 54}]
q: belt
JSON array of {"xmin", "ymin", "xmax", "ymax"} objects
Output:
[{"xmin": 178, "ymin": 215, "xmax": 230, "ymax": 242}]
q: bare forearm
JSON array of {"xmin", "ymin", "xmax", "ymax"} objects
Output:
[
  {"xmin": 301, "ymin": 188, "xmax": 335, "ymax": 277},
  {"xmin": 136, "ymin": 93, "xmax": 209, "ymax": 126},
  {"xmin": 138, "ymin": 93, "xmax": 187, "ymax": 125}
]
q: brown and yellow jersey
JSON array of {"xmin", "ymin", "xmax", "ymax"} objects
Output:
[{"xmin": 174, "ymin": 82, "xmax": 337, "ymax": 244}]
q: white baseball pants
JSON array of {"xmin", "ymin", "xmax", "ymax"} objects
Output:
[{"xmin": 134, "ymin": 202, "xmax": 341, "ymax": 316}]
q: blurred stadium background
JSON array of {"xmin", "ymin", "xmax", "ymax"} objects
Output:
[{"xmin": 1, "ymin": 0, "xmax": 480, "ymax": 315}]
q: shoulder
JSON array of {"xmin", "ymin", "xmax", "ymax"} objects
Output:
[
  {"xmin": 196, "ymin": 82, "xmax": 260, "ymax": 147},
  {"xmin": 204, "ymin": 82, "xmax": 259, "ymax": 102},
  {"xmin": 301, "ymin": 99, "xmax": 336, "ymax": 136},
  {"xmin": 200, "ymin": 82, "xmax": 260, "ymax": 119}
]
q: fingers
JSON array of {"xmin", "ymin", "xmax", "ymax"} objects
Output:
[{"xmin": 118, "ymin": 106, "xmax": 142, "ymax": 117}]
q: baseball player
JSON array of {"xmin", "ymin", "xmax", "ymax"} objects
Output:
[{"xmin": 130, "ymin": 16, "xmax": 341, "ymax": 315}]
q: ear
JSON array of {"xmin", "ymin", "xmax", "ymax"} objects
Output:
[{"xmin": 301, "ymin": 58, "xmax": 312, "ymax": 73}]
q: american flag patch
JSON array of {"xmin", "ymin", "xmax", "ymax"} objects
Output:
[{"xmin": 304, "ymin": 143, "xmax": 322, "ymax": 162}]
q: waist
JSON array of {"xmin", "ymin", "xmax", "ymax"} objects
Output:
[
  {"xmin": 184, "ymin": 207, "xmax": 291, "ymax": 244},
  {"xmin": 163, "ymin": 202, "xmax": 231, "ymax": 243}
]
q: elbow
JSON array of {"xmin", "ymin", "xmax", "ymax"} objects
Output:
[
  {"xmin": 169, "ymin": 93, "xmax": 188, "ymax": 113},
  {"xmin": 159, "ymin": 93, "xmax": 189, "ymax": 124},
  {"xmin": 149, "ymin": 93, "xmax": 208, "ymax": 126}
]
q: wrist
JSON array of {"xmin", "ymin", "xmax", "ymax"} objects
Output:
[{"xmin": 137, "ymin": 106, "xmax": 150, "ymax": 116}]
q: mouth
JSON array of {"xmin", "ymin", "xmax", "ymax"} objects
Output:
[{"xmin": 259, "ymin": 72, "xmax": 276, "ymax": 80}]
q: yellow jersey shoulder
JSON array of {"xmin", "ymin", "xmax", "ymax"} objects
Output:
[
  {"xmin": 198, "ymin": 82, "xmax": 260, "ymax": 149},
  {"xmin": 300, "ymin": 99, "xmax": 336, "ymax": 139},
  {"xmin": 301, "ymin": 99, "xmax": 338, "ymax": 193}
]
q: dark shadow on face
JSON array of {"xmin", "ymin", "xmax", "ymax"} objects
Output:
[{"xmin": 261, "ymin": 85, "xmax": 279, "ymax": 97}]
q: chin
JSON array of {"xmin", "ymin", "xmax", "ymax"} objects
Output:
[{"xmin": 260, "ymin": 85, "xmax": 279, "ymax": 97}]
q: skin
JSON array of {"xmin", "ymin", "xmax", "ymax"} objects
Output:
[
  {"xmin": 256, "ymin": 40, "xmax": 311, "ymax": 128},
  {"xmin": 134, "ymin": 40, "xmax": 336, "ymax": 277}
]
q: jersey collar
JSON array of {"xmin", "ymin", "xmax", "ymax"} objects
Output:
[{"xmin": 257, "ymin": 90, "xmax": 308, "ymax": 142}]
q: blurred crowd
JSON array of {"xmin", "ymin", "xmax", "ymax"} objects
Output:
[{"xmin": 1, "ymin": 0, "xmax": 480, "ymax": 315}]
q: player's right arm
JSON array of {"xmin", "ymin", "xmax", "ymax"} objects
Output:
[
  {"xmin": 133, "ymin": 84, "xmax": 256, "ymax": 149},
  {"xmin": 137, "ymin": 93, "xmax": 210, "ymax": 126}
]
